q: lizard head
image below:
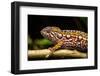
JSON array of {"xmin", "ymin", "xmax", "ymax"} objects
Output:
[{"xmin": 41, "ymin": 26, "xmax": 63, "ymax": 42}]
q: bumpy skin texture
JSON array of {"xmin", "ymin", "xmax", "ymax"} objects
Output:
[{"xmin": 41, "ymin": 26, "xmax": 88, "ymax": 52}]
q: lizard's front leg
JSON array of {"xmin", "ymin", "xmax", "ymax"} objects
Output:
[
  {"xmin": 48, "ymin": 41, "xmax": 64, "ymax": 52},
  {"xmin": 46, "ymin": 40, "xmax": 64, "ymax": 58}
]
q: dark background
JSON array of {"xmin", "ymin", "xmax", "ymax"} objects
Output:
[{"xmin": 28, "ymin": 15, "xmax": 87, "ymax": 40}]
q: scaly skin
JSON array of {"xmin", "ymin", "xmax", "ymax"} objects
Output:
[{"xmin": 41, "ymin": 26, "xmax": 88, "ymax": 54}]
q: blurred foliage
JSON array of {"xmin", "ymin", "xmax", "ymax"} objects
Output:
[
  {"xmin": 79, "ymin": 17, "xmax": 87, "ymax": 32},
  {"xmin": 79, "ymin": 17, "xmax": 87, "ymax": 25},
  {"xmin": 28, "ymin": 35, "xmax": 33, "ymax": 50},
  {"xmin": 28, "ymin": 35, "xmax": 52, "ymax": 50},
  {"xmin": 33, "ymin": 38, "xmax": 52, "ymax": 50},
  {"xmin": 28, "ymin": 35, "xmax": 33, "ymax": 44},
  {"xmin": 34, "ymin": 38, "xmax": 52, "ymax": 46}
]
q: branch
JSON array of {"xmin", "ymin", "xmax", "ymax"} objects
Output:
[{"xmin": 28, "ymin": 49, "xmax": 87, "ymax": 59}]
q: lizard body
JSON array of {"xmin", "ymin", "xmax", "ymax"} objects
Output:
[{"xmin": 41, "ymin": 26, "xmax": 88, "ymax": 53}]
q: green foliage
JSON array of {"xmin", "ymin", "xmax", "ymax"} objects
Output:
[
  {"xmin": 28, "ymin": 35, "xmax": 33, "ymax": 50},
  {"xmin": 34, "ymin": 38, "xmax": 52, "ymax": 45},
  {"xmin": 28, "ymin": 35, "xmax": 52, "ymax": 50},
  {"xmin": 33, "ymin": 38, "xmax": 52, "ymax": 50},
  {"xmin": 28, "ymin": 35, "xmax": 33, "ymax": 44},
  {"xmin": 80, "ymin": 17, "xmax": 87, "ymax": 25}
]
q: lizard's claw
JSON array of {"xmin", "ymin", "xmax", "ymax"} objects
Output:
[
  {"xmin": 45, "ymin": 47, "xmax": 54, "ymax": 58},
  {"xmin": 48, "ymin": 47, "xmax": 54, "ymax": 52},
  {"xmin": 45, "ymin": 54, "xmax": 50, "ymax": 58}
]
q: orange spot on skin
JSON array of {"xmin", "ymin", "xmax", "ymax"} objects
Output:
[
  {"xmin": 78, "ymin": 36, "xmax": 83, "ymax": 40},
  {"xmin": 67, "ymin": 35, "xmax": 71, "ymax": 38}
]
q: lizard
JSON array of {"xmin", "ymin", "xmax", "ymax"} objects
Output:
[{"xmin": 40, "ymin": 26, "xmax": 88, "ymax": 57}]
